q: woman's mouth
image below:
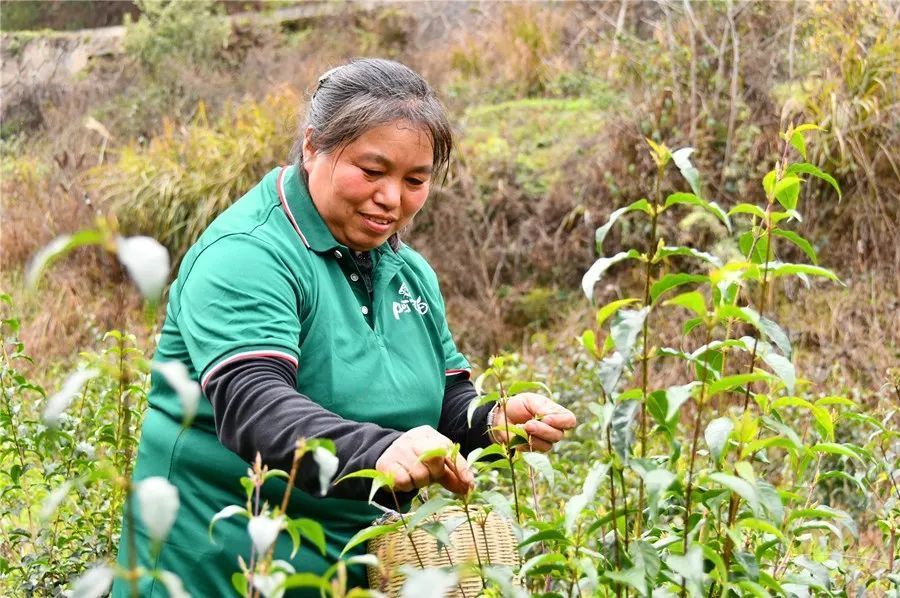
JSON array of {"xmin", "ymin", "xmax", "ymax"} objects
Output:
[{"xmin": 360, "ymin": 214, "xmax": 395, "ymax": 234}]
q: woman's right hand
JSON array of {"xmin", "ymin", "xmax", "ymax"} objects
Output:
[{"xmin": 376, "ymin": 425, "xmax": 474, "ymax": 495}]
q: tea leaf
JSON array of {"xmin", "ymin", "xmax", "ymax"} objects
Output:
[
  {"xmin": 645, "ymin": 138, "xmax": 671, "ymax": 166},
  {"xmin": 769, "ymin": 263, "xmax": 841, "ymax": 283},
  {"xmin": 758, "ymin": 317, "xmax": 793, "ymax": 359},
  {"xmin": 772, "ymin": 230, "xmax": 818, "ymax": 265},
  {"xmin": 664, "ymin": 291, "xmax": 707, "ymax": 319},
  {"xmin": 599, "ymin": 352, "xmax": 626, "ymax": 397},
  {"xmin": 596, "ymin": 298, "xmax": 641, "ymax": 328},
  {"xmin": 736, "ymin": 517, "xmax": 785, "ymax": 540},
  {"xmin": 610, "ymin": 307, "xmax": 650, "ymax": 361},
  {"xmin": 282, "ymin": 573, "xmax": 328, "ymax": 591},
  {"xmin": 248, "ymin": 515, "xmax": 284, "ymax": 555},
  {"xmin": 729, "ymin": 203, "xmax": 767, "ymax": 219},
  {"xmin": 762, "ymin": 170, "xmax": 777, "ymax": 199},
  {"xmin": 773, "ymin": 176, "xmax": 802, "ymax": 210},
  {"xmin": 209, "ymin": 505, "xmax": 249, "ymax": 541},
  {"xmin": 312, "ymin": 446, "xmax": 339, "ymax": 497},
  {"xmin": 666, "ymin": 545, "xmax": 705, "ymax": 597},
  {"xmin": 641, "ymin": 469, "xmax": 675, "ymax": 524},
  {"xmin": 788, "ymin": 131, "xmax": 807, "ymax": 160},
  {"xmin": 152, "ymin": 360, "xmax": 200, "ymax": 427},
  {"xmin": 564, "ymin": 462, "xmax": 608, "ymax": 534},
  {"xmin": 671, "ymin": 147, "xmax": 702, "ymax": 196},
  {"xmin": 582, "ymin": 250, "xmax": 640, "ymax": 300},
  {"xmin": 136, "ymin": 477, "xmax": 180, "ymax": 543},
  {"xmin": 705, "ymin": 417, "xmax": 734, "ymax": 464},
  {"xmin": 654, "ymin": 245, "xmax": 723, "ymax": 268},
  {"xmin": 340, "ymin": 521, "xmax": 402, "ymax": 557},
  {"xmin": 665, "ymin": 382, "xmax": 699, "ymax": 422},
  {"xmin": 522, "ymin": 452, "xmax": 555, "ymax": 488},
  {"xmin": 116, "ymin": 235, "xmax": 172, "ymax": 301},
  {"xmin": 290, "ymin": 518, "xmax": 327, "ymax": 556},
  {"xmin": 650, "ymin": 273, "xmax": 708, "ymax": 303},
  {"xmin": 594, "ymin": 199, "xmax": 652, "ymax": 252},
  {"xmin": 810, "ymin": 442, "xmax": 865, "ymax": 462},
  {"xmin": 70, "ymin": 564, "xmax": 114, "ymax": 598},
  {"xmin": 605, "ymin": 566, "xmax": 648, "ymax": 596},
  {"xmin": 708, "ymin": 472, "xmax": 761, "ymax": 516},
  {"xmin": 708, "ymin": 373, "xmax": 771, "ymax": 396},
  {"xmin": 43, "ymin": 369, "xmax": 100, "ymax": 426},
  {"xmin": 664, "ymin": 192, "xmax": 731, "ymax": 232},
  {"xmin": 761, "ymin": 352, "xmax": 796, "ymax": 395},
  {"xmin": 158, "ymin": 571, "xmax": 190, "ymax": 598},
  {"xmin": 611, "ymin": 400, "xmax": 639, "ymax": 459},
  {"xmin": 786, "ymin": 163, "xmax": 841, "ymax": 199},
  {"xmin": 520, "ymin": 552, "xmax": 567, "ymax": 578},
  {"xmin": 25, "ymin": 230, "xmax": 106, "ymax": 289},
  {"xmin": 406, "ymin": 496, "xmax": 452, "ymax": 530}
]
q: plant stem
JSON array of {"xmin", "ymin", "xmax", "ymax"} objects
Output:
[
  {"xmin": 462, "ymin": 496, "xmax": 486, "ymax": 587},
  {"xmin": 605, "ymin": 432, "xmax": 623, "ymax": 596},
  {"xmin": 125, "ymin": 481, "xmax": 139, "ymax": 597},
  {"xmin": 392, "ymin": 490, "xmax": 425, "ymax": 569},
  {"xmin": 636, "ymin": 168, "xmax": 663, "ymax": 542},
  {"xmin": 682, "ymin": 326, "xmax": 713, "ymax": 596},
  {"xmin": 279, "ymin": 439, "xmax": 306, "ymax": 513},
  {"xmin": 501, "ymin": 399, "xmax": 522, "ymax": 523}
]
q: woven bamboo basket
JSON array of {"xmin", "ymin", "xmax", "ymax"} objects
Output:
[{"xmin": 367, "ymin": 506, "xmax": 520, "ymax": 597}]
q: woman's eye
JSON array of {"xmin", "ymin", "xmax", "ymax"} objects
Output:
[
  {"xmin": 361, "ymin": 168, "xmax": 383, "ymax": 177},
  {"xmin": 406, "ymin": 178, "xmax": 427, "ymax": 187}
]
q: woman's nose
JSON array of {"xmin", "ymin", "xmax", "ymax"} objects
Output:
[{"xmin": 373, "ymin": 177, "xmax": 403, "ymax": 209}]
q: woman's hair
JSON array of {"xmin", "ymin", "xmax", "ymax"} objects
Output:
[{"xmin": 292, "ymin": 58, "xmax": 453, "ymax": 182}]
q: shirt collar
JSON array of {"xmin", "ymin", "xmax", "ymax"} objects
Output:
[{"xmin": 276, "ymin": 164, "xmax": 400, "ymax": 255}]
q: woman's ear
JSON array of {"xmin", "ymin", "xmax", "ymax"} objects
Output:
[{"xmin": 302, "ymin": 127, "xmax": 317, "ymax": 175}]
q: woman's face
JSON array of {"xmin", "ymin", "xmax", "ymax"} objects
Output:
[{"xmin": 303, "ymin": 120, "xmax": 434, "ymax": 252}]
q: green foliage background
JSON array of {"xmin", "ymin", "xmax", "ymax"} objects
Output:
[{"xmin": 0, "ymin": 1, "xmax": 897, "ymax": 596}]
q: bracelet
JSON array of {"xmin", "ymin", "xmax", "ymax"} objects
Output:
[{"xmin": 486, "ymin": 403, "xmax": 501, "ymax": 444}]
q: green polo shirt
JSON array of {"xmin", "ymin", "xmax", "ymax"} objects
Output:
[{"xmin": 114, "ymin": 165, "xmax": 470, "ymax": 596}]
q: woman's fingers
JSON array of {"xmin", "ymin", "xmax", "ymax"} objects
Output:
[
  {"xmin": 523, "ymin": 419, "xmax": 565, "ymax": 444},
  {"xmin": 376, "ymin": 425, "xmax": 474, "ymax": 494}
]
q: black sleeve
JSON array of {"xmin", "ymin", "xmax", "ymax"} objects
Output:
[
  {"xmin": 204, "ymin": 357, "xmax": 406, "ymax": 502},
  {"xmin": 438, "ymin": 378, "xmax": 496, "ymax": 458}
]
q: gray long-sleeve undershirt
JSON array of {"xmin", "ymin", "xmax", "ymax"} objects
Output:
[{"xmin": 204, "ymin": 358, "xmax": 494, "ymax": 502}]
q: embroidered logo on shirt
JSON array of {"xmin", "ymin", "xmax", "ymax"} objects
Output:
[{"xmin": 393, "ymin": 283, "xmax": 429, "ymax": 320}]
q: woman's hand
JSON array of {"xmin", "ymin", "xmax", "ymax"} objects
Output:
[
  {"xmin": 490, "ymin": 393, "xmax": 577, "ymax": 452},
  {"xmin": 376, "ymin": 425, "xmax": 474, "ymax": 495}
]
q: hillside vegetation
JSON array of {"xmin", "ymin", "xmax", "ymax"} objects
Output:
[{"xmin": 0, "ymin": 1, "xmax": 898, "ymax": 596}]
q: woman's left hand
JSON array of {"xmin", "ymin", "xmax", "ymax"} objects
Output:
[{"xmin": 490, "ymin": 393, "xmax": 577, "ymax": 452}]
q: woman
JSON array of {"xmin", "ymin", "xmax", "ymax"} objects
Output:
[{"xmin": 114, "ymin": 58, "xmax": 575, "ymax": 596}]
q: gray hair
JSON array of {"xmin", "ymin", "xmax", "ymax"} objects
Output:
[{"xmin": 291, "ymin": 58, "xmax": 453, "ymax": 182}]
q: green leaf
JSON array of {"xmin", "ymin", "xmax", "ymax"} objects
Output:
[
  {"xmin": 25, "ymin": 230, "xmax": 106, "ymax": 288},
  {"xmin": 664, "ymin": 291, "xmax": 706, "ymax": 319},
  {"xmin": 729, "ymin": 203, "xmax": 767, "ymax": 219},
  {"xmin": 773, "ymin": 176, "xmax": 801, "ymax": 210},
  {"xmin": 564, "ymin": 462, "xmax": 609, "ymax": 534},
  {"xmin": 769, "ymin": 262, "xmax": 841, "ymax": 283},
  {"xmin": 704, "ymin": 417, "xmax": 734, "ymax": 464},
  {"xmin": 788, "ymin": 131, "xmax": 807, "ymax": 160},
  {"xmin": 810, "ymin": 442, "xmax": 865, "ymax": 462},
  {"xmin": 610, "ymin": 400, "xmax": 639, "ymax": 460},
  {"xmin": 467, "ymin": 393, "xmax": 497, "ymax": 427},
  {"xmin": 666, "ymin": 545, "xmax": 705, "ymax": 597},
  {"xmin": 340, "ymin": 522, "xmax": 402, "ymax": 557},
  {"xmin": 708, "ymin": 373, "xmax": 770, "ymax": 396},
  {"xmin": 650, "ymin": 273, "xmax": 708, "ymax": 304},
  {"xmin": 641, "ymin": 469, "xmax": 675, "ymax": 524},
  {"xmin": 508, "ymin": 380, "xmax": 552, "ymax": 396},
  {"xmin": 671, "ymin": 147, "xmax": 702, "ymax": 197},
  {"xmin": 735, "ymin": 517, "xmax": 785, "ymax": 540},
  {"xmin": 708, "ymin": 473, "xmax": 761, "ymax": 516},
  {"xmin": 520, "ymin": 552, "xmax": 567, "ymax": 578},
  {"xmin": 208, "ymin": 505, "xmax": 249, "ymax": 542},
  {"xmin": 654, "ymin": 245, "xmax": 723, "ymax": 267},
  {"xmin": 282, "ymin": 573, "xmax": 328, "ymax": 591},
  {"xmin": 595, "ymin": 199, "xmax": 652, "ymax": 252},
  {"xmin": 582, "ymin": 250, "xmax": 641, "ymax": 301},
  {"xmin": 645, "ymin": 138, "xmax": 671, "ymax": 166},
  {"xmin": 605, "ymin": 567, "xmax": 648, "ymax": 596},
  {"xmin": 758, "ymin": 317, "xmax": 792, "ymax": 359},
  {"xmin": 610, "ymin": 307, "xmax": 650, "ymax": 361},
  {"xmin": 405, "ymin": 496, "xmax": 452, "ymax": 530},
  {"xmin": 772, "ymin": 230, "xmax": 818, "ymax": 265},
  {"xmin": 761, "ymin": 352, "xmax": 796, "ymax": 395},
  {"xmin": 518, "ymin": 528, "xmax": 570, "ymax": 548},
  {"xmin": 771, "ymin": 396, "xmax": 833, "ymax": 441},
  {"xmin": 290, "ymin": 518, "xmax": 326, "ymax": 556},
  {"xmin": 596, "ymin": 297, "xmax": 641, "ymax": 328},
  {"xmin": 598, "ymin": 352, "xmax": 625, "ymax": 397},
  {"xmin": 787, "ymin": 162, "xmax": 841, "ymax": 199},
  {"xmin": 665, "ymin": 382, "xmax": 699, "ymax": 422},
  {"xmin": 762, "ymin": 170, "xmax": 777, "ymax": 198},
  {"xmin": 664, "ymin": 192, "xmax": 731, "ymax": 232},
  {"xmin": 522, "ymin": 451, "xmax": 555, "ymax": 488}
]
